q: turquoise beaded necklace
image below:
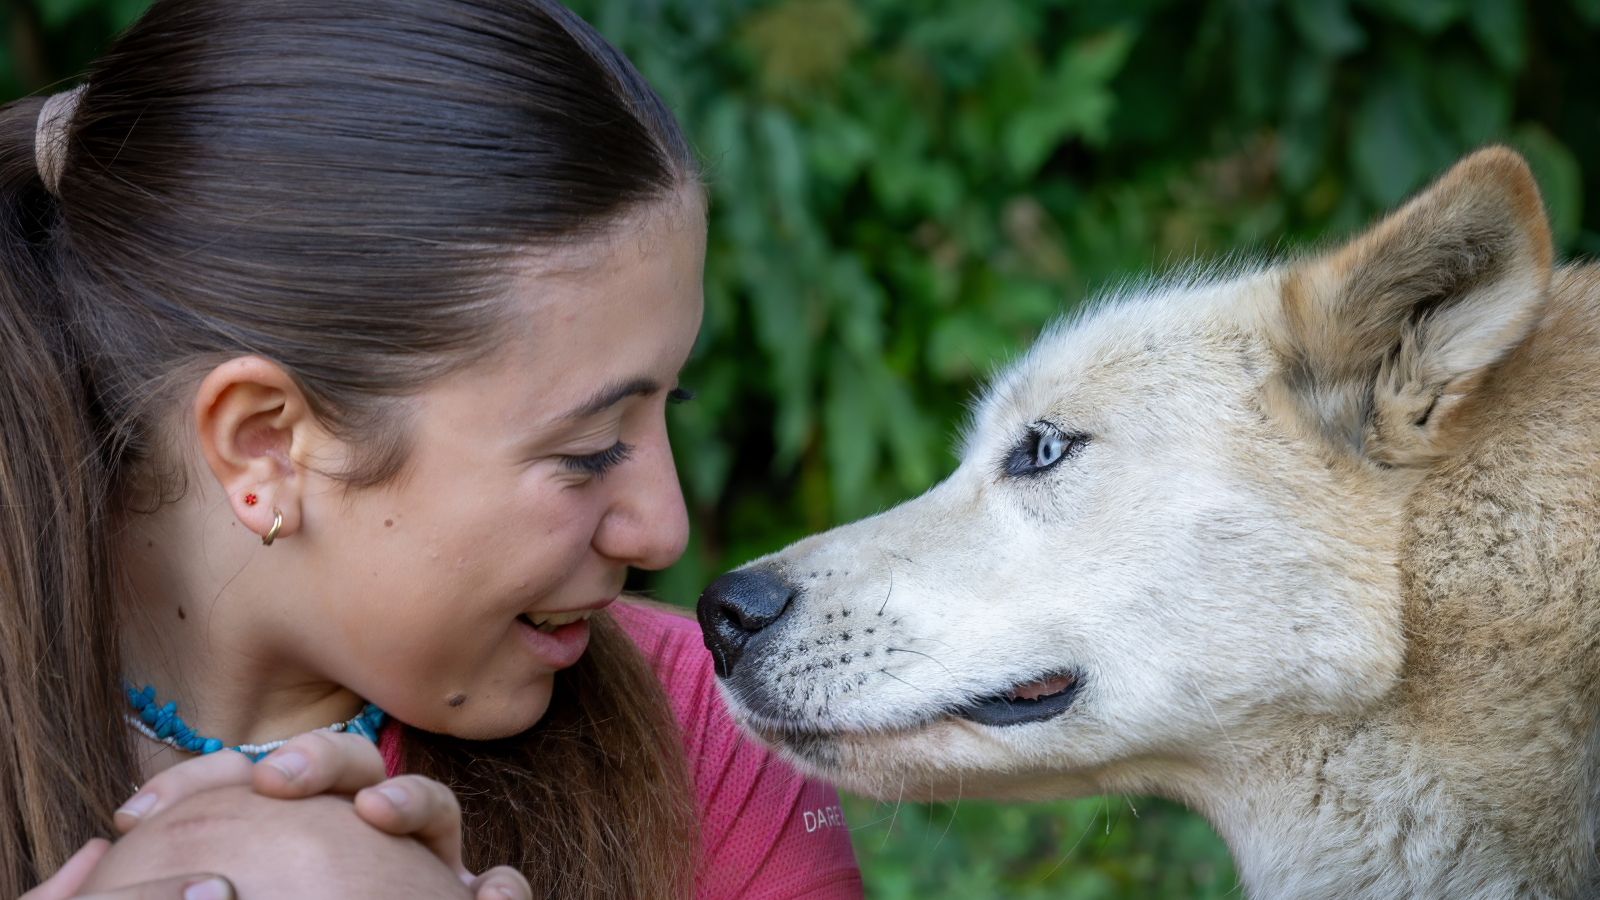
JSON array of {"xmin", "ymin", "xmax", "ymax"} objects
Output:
[{"xmin": 123, "ymin": 682, "xmax": 386, "ymax": 762}]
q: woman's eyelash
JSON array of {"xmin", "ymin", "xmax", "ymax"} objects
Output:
[
  {"xmin": 561, "ymin": 442, "xmax": 634, "ymax": 477},
  {"xmin": 668, "ymin": 387, "xmax": 695, "ymax": 404}
]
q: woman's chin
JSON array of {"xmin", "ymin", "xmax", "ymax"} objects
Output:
[{"xmin": 396, "ymin": 675, "xmax": 555, "ymax": 741}]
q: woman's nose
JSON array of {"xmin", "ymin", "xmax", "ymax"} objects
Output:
[{"xmin": 591, "ymin": 428, "xmax": 689, "ymax": 570}]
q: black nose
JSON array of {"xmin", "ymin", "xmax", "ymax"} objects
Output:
[{"xmin": 697, "ymin": 566, "xmax": 798, "ymax": 678}]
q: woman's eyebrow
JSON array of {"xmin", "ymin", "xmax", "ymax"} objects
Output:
[{"xmin": 561, "ymin": 376, "xmax": 660, "ymax": 420}]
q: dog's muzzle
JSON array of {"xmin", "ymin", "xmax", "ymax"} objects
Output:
[{"xmin": 697, "ymin": 565, "xmax": 798, "ymax": 677}]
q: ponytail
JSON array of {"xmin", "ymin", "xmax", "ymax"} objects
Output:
[{"xmin": 0, "ymin": 96, "xmax": 137, "ymax": 891}]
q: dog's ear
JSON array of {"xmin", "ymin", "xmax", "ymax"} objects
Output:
[{"xmin": 1271, "ymin": 146, "xmax": 1553, "ymax": 467}]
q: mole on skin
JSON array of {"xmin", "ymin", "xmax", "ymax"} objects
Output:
[{"xmin": 446, "ymin": 693, "xmax": 466, "ymax": 707}]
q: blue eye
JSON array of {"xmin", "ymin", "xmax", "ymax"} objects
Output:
[
  {"xmin": 561, "ymin": 442, "xmax": 633, "ymax": 478},
  {"xmin": 668, "ymin": 387, "xmax": 695, "ymax": 404},
  {"xmin": 1002, "ymin": 425, "xmax": 1085, "ymax": 477}
]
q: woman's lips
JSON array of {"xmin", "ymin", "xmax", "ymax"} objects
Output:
[{"xmin": 513, "ymin": 615, "xmax": 591, "ymax": 670}]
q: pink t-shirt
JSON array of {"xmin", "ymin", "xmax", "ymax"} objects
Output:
[{"xmin": 380, "ymin": 602, "xmax": 864, "ymax": 900}]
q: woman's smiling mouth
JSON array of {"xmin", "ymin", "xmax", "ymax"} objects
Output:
[
  {"xmin": 513, "ymin": 613, "xmax": 592, "ymax": 669},
  {"xmin": 520, "ymin": 609, "xmax": 595, "ymax": 633},
  {"xmin": 513, "ymin": 598, "xmax": 617, "ymax": 670}
]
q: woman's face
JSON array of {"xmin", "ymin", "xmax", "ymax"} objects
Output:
[{"xmin": 288, "ymin": 198, "xmax": 704, "ymax": 738}]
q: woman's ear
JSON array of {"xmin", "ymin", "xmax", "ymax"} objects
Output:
[{"xmin": 194, "ymin": 357, "xmax": 322, "ymax": 543}]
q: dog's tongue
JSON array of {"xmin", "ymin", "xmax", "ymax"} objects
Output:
[{"xmin": 1008, "ymin": 674, "xmax": 1075, "ymax": 701}]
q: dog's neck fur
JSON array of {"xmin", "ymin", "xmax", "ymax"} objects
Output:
[{"xmin": 1205, "ymin": 265, "xmax": 1600, "ymax": 899}]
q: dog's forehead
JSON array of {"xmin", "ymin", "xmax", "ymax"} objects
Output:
[{"xmin": 974, "ymin": 273, "xmax": 1276, "ymax": 435}]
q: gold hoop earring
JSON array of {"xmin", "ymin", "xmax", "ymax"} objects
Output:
[{"xmin": 263, "ymin": 509, "xmax": 284, "ymax": 547}]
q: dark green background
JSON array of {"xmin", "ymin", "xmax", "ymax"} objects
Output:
[{"xmin": 8, "ymin": 0, "xmax": 1595, "ymax": 895}]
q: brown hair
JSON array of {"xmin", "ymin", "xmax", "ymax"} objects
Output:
[{"xmin": 0, "ymin": 0, "xmax": 697, "ymax": 894}]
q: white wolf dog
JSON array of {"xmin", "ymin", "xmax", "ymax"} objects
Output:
[{"xmin": 698, "ymin": 148, "xmax": 1600, "ymax": 899}]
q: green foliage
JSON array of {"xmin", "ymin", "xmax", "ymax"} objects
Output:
[
  {"xmin": 842, "ymin": 794, "xmax": 1237, "ymax": 899},
  {"xmin": 579, "ymin": 0, "xmax": 1600, "ymax": 608},
  {"xmin": 4, "ymin": 0, "xmax": 1597, "ymax": 896}
]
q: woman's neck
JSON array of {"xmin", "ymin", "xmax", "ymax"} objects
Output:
[{"xmin": 116, "ymin": 488, "xmax": 364, "ymax": 778}]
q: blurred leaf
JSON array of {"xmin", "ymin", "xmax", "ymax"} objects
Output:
[
  {"xmin": 1366, "ymin": 0, "xmax": 1464, "ymax": 33},
  {"xmin": 806, "ymin": 108, "xmax": 875, "ymax": 188},
  {"xmin": 669, "ymin": 362, "xmax": 740, "ymax": 506},
  {"xmin": 877, "ymin": 371, "xmax": 939, "ymax": 491},
  {"xmin": 1466, "ymin": 0, "xmax": 1524, "ymax": 70},
  {"xmin": 842, "ymin": 793, "xmax": 1240, "ymax": 900},
  {"xmin": 758, "ymin": 107, "xmax": 810, "ymax": 231},
  {"xmin": 1003, "ymin": 29, "xmax": 1134, "ymax": 177},
  {"xmin": 1350, "ymin": 70, "xmax": 1456, "ymax": 205},
  {"xmin": 109, "ymin": 0, "xmax": 152, "ymax": 28},
  {"xmin": 1433, "ymin": 55, "xmax": 1510, "ymax": 146},
  {"xmin": 36, "ymin": 0, "xmax": 99, "ymax": 27},
  {"xmin": 927, "ymin": 310, "xmax": 1014, "ymax": 381},
  {"xmin": 1230, "ymin": 0, "xmax": 1280, "ymax": 118},
  {"xmin": 739, "ymin": 0, "xmax": 867, "ymax": 98},
  {"xmin": 823, "ymin": 350, "xmax": 879, "ymax": 517},
  {"xmin": 1286, "ymin": 0, "xmax": 1366, "ymax": 56}
]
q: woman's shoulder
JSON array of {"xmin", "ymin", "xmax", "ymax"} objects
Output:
[
  {"xmin": 609, "ymin": 597, "xmax": 702, "ymax": 660},
  {"xmin": 609, "ymin": 600, "xmax": 708, "ymax": 697},
  {"xmin": 608, "ymin": 598, "xmax": 723, "ymax": 740},
  {"xmin": 611, "ymin": 598, "xmax": 863, "ymax": 900}
]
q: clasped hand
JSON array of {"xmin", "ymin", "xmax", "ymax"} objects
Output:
[{"xmin": 23, "ymin": 732, "xmax": 530, "ymax": 900}]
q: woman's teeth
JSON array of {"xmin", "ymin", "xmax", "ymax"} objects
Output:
[{"xmin": 522, "ymin": 609, "xmax": 594, "ymax": 634}]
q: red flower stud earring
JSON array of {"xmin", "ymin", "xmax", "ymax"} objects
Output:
[{"xmin": 243, "ymin": 492, "xmax": 258, "ymax": 506}]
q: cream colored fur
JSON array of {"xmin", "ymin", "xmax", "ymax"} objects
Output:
[{"xmin": 717, "ymin": 148, "xmax": 1600, "ymax": 898}]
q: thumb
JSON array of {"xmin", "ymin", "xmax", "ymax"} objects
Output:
[
  {"xmin": 76, "ymin": 874, "xmax": 234, "ymax": 900},
  {"xmin": 20, "ymin": 840, "xmax": 109, "ymax": 900}
]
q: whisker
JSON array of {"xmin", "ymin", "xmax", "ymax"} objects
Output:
[
  {"xmin": 1181, "ymin": 672, "xmax": 1242, "ymax": 764},
  {"xmin": 879, "ymin": 668, "xmax": 931, "ymax": 697},
  {"xmin": 932, "ymin": 773, "xmax": 961, "ymax": 853},
  {"xmin": 881, "ymin": 775, "xmax": 906, "ymax": 851},
  {"xmin": 885, "ymin": 647, "xmax": 953, "ymax": 677},
  {"xmin": 1037, "ymin": 794, "xmax": 1104, "ymax": 885}
]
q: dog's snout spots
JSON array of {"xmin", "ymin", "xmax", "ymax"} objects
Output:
[{"xmin": 720, "ymin": 564, "xmax": 918, "ymax": 727}]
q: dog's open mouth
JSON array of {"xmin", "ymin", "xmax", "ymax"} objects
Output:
[{"xmin": 954, "ymin": 672, "xmax": 1080, "ymax": 727}]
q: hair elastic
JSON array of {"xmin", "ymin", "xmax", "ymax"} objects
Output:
[{"xmin": 35, "ymin": 84, "xmax": 86, "ymax": 197}]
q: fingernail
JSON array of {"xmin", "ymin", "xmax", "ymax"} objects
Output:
[
  {"xmin": 264, "ymin": 750, "xmax": 309, "ymax": 781},
  {"xmin": 116, "ymin": 791, "xmax": 158, "ymax": 820},
  {"xmin": 377, "ymin": 784, "xmax": 410, "ymax": 809},
  {"xmin": 492, "ymin": 886, "xmax": 520, "ymax": 900},
  {"xmin": 184, "ymin": 877, "xmax": 233, "ymax": 900}
]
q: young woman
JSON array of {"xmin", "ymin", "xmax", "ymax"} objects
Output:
[{"xmin": 0, "ymin": 0, "xmax": 863, "ymax": 897}]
